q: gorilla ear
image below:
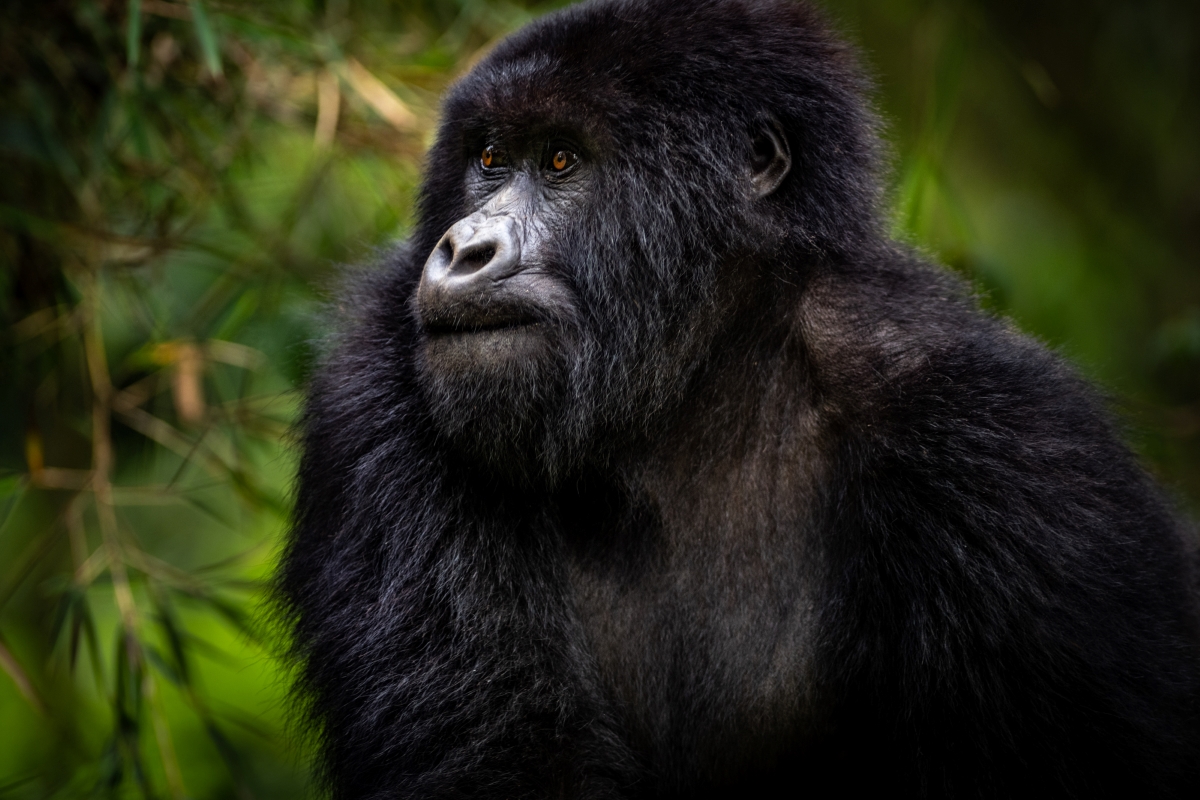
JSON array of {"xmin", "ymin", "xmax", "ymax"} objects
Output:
[{"xmin": 749, "ymin": 117, "xmax": 792, "ymax": 199}]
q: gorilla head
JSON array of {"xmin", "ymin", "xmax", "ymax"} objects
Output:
[{"xmin": 411, "ymin": 0, "xmax": 880, "ymax": 479}]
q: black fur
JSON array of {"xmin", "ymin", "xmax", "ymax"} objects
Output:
[{"xmin": 279, "ymin": 0, "xmax": 1200, "ymax": 797}]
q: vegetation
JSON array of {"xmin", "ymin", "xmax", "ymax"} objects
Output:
[{"xmin": 1, "ymin": 0, "xmax": 1196, "ymax": 797}]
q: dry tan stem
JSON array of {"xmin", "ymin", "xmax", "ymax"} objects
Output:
[
  {"xmin": 315, "ymin": 68, "xmax": 341, "ymax": 148},
  {"xmin": 81, "ymin": 274, "xmax": 139, "ymax": 637},
  {"xmin": 0, "ymin": 635, "xmax": 44, "ymax": 713}
]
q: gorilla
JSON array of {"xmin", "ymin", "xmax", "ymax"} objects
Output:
[{"xmin": 279, "ymin": 0, "xmax": 1200, "ymax": 797}]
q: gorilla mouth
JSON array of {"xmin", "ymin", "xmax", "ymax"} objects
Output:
[{"xmin": 423, "ymin": 311, "xmax": 539, "ymax": 336}]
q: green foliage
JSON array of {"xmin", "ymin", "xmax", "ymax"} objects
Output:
[
  {"xmin": 0, "ymin": 1, "xmax": 561, "ymax": 796},
  {"xmin": 0, "ymin": 0, "xmax": 1197, "ymax": 797},
  {"xmin": 834, "ymin": 0, "xmax": 1200, "ymax": 504}
]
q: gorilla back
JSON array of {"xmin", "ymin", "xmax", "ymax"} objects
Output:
[{"xmin": 280, "ymin": 0, "xmax": 1200, "ymax": 796}]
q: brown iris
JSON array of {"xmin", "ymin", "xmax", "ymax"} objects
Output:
[
  {"xmin": 481, "ymin": 146, "xmax": 495, "ymax": 168},
  {"xmin": 552, "ymin": 150, "xmax": 571, "ymax": 171}
]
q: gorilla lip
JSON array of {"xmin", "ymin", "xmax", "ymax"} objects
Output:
[{"xmin": 422, "ymin": 312, "xmax": 538, "ymax": 336}]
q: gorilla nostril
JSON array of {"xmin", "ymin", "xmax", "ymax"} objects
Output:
[{"xmin": 451, "ymin": 244, "xmax": 497, "ymax": 275}]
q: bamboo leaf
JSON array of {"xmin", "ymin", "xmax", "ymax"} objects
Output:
[
  {"xmin": 189, "ymin": 0, "xmax": 222, "ymax": 77},
  {"xmin": 0, "ymin": 474, "xmax": 27, "ymax": 534},
  {"xmin": 0, "ymin": 635, "xmax": 44, "ymax": 713},
  {"xmin": 152, "ymin": 592, "xmax": 191, "ymax": 685},
  {"xmin": 126, "ymin": 0, "xmax": 143, "ymax": 69},
  {"xmin": 82, "ymin": 602, "xmax": 106, "ymax": 690},
  {"xmin": 145, "ymin": 645, "xmax": 183, "ymax": 687},
  {"xmin": 48, "ymin": 585, "xmax": 79, "ymax": 652},
  {"xmin": 0, "ymin": 516, "xmax": 64, "ymax": 614},
  {"xmin": 338, "ymin": 58, "xmax": 418, "ymax": 131}
]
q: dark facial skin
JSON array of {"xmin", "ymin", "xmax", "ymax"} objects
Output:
[
  {"xmin": 415, "ymin": 138, "xmax": 586, "ymax": 372},
  {"xmin": 415, "ymin": 125, "xmax": 791, "ymax": 375}
]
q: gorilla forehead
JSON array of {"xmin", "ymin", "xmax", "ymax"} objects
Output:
[{"xmin": 449, "ymin": 0, "xmax": 860, "ymax": 119}]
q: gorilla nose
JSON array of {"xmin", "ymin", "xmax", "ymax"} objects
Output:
[
  {"xmin": 417, "ymin": 213, "xmax": 530, "ymax": 332},
  {"xmin": 423, "ymin": 214, "xmax": 522, "ymax": 291}
]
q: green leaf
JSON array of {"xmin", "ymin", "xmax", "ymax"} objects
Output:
[
  {"xmin": 0, "ymin": 474, "xmax": 26, "ymax": 533},
  {"xmin": 126, "ymin": 0, "xmax": 142, "ymax": 69},
  {"xmin": 152, "ymin": 591, "xmax": 191, "ymax": 685},
  {"xmin": 144, "ymin": 645, "xmax": 183, "ymax": 687},
  {"xmin": 189, "ymin": 0, "xmax": 223, "ymax": 77},
  {"xmin": 48, "ymin": 586, "xmax": 81, "ymax": 653}
]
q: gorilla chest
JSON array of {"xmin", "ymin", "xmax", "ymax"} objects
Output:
[{"xmin": 564, "ymin": 474, "xmax": 822, "ymax": 770}]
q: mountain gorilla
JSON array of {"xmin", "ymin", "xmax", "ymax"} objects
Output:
[{"xmin": 279, "ymin": 0, "xmax": 1200, "ymax": 797}]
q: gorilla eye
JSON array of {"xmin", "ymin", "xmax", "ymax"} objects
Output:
[
  {"xmin": 481, "ymin": 146, "xmax": 496, "ymax": 168},
  {"xmin": 550, "ymin": 149, "xmax": 576, "ymax": 172}
]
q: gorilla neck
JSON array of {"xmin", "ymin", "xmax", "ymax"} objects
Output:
[
  {"xmin": 636, "ymin": 292, "xmax": 813, "ymax": 472},
  {"xmin": 636, "ymin": 319, "xmax": 825, "ymax": 561},
  {"xmin": 561, "ymin": 311, "xmax": 830, "ymax": 784}
]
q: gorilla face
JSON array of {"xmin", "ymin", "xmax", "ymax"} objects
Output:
[
  {"xmin": 412, "ymin": 28, "xmax": 795, "ymax": 481},
  {"xmin": 416, "ymin": 138, "xmax": 586, "ymax": 371},
  {"xmin": 412, "ymin": 127, "xmax": 594, "ymax": 477}
]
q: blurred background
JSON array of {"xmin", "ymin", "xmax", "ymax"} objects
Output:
[{"xmin": 1, "ymin": 0, "xmax": 1197, "ymax": 796}]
